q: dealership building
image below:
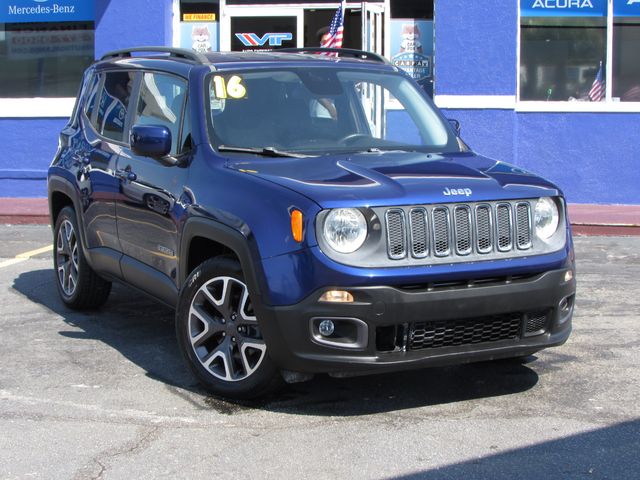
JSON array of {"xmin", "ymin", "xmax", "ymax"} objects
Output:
[{"xmin": 1, "ymin": 0, "xmax": 639, "ymax": 211}]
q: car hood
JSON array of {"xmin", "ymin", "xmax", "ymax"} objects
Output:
[{"xmin": 225, "ymin": 151, "xmax": 562, "ymax": 208}]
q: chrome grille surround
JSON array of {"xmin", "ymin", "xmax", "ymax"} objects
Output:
[
  {"xmin": 381, "ymin": 199, "xmax": 554, "ymax": 264},
  {"xmin": 453, "ymin": 205, "xmax": 473, "ymax": 256},
  {"xmin": 496, "ymin": 203, "xmax": 513, "ymax": 252},
  {"xmin": 385, "ymin": 209, "xmax": 407, "ymax": 260},
  {"xmin": 409, "ymin": 208, "xmax": 429, "ymax": 258},
  {"xmin": 475, "ymin": 204, "xmax": 493, "ymax": 254},
  {"xmin": 515, "ymin": 202, "xmax": 533, "ymax": 249},
  {"xmin": 432, "ymin": 207, "xmax": 451, "ymax": 257}
]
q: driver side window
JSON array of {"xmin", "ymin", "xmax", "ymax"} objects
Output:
[{"xmin": 133, "ymin": 72, "xmax": 188, "ymax": 155}]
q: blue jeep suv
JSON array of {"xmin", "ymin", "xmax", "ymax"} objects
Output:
[{"xmin": 48, "ymin": 47, "xmax": 576, "ymax": 399}]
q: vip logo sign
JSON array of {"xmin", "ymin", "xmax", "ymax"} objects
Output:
[{"xmin": 235, "ymin": 32, "xmax": 293, "ymax": 48}]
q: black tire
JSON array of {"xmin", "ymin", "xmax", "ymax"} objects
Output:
[
  {"xmin": 176, "ymin": 256, "xmax": 281, "ymax": 399},
  {"xmin": 53, "ymin": 206, "xmax": 112, "ymax": 309}
]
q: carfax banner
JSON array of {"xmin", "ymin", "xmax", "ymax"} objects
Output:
[{"xmin": 1, "ymin": 0, "xmax": 94, "ymax": 24}]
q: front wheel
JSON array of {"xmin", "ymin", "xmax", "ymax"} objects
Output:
[{"xmin": 176, "ymin": 257, "xmax": 280, "ymax": 399}]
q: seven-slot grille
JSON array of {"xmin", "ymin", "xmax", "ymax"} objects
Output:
[{"xmin": 385, "ymin": 201, "xmax": 533, "ymax": 261}]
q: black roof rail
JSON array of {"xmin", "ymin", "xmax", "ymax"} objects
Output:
[
  {"xmin": 100, "ymin": 46, "xmax": 209, "ymax": 64},
  {"xmin": 277, "ymin": 47, "xmax": 389, "ymax": 64}
]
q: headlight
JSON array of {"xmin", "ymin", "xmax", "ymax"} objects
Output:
[
  {"xmin": 323, "ymin": 208, "xmax": 367, "ymax": 253},
  {"xmin": 534, "ymin": 197, "xmax": 560, "ymax": 240}
]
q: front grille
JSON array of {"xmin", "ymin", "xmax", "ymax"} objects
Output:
[
  {"xmin": 409, "ymin": 314, "xmax": 521, "ymax": 350},
  {"xmin": 409, "ymin": 208, "xmax": 429, "ymax": 258},
  {"xmin": 525, "ymin": 310, "xmax": 549, "ymax": 335},
  {"xmin": 384, "ymin": 200, "xmax": 534, "ymax": 262},
  {"xmin": 385, "ymin": 209, "xmax": 406, "ymax": 259}
]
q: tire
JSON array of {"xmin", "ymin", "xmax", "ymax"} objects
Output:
[
  {"xmin": 53, "ymin": 206, "xmax": 112, "ymax": 309},
  {"xmin": 176, "ymin": 256, "xmax": 281, "ymax": 399}
]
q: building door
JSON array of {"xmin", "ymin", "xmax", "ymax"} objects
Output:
[{"xmin": 362, "ymin": 1, "xmax": 387, "ymax": 56}]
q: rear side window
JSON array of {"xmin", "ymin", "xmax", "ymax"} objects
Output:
[
  {"xmin": 96, "ymin": 71, "xmax": 136, "ymax": 142},
  {"xmin": 83, "ymin": 73, "xmax": 101, "ymax": 123},
  {"xmin": 133, "ymin": 72, "xmax": 188, "ymax": 155}
]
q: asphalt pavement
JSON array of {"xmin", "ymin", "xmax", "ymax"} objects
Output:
[{"xmin": 0, "ymin": 225, "xmax": 638, "ymax": 480}]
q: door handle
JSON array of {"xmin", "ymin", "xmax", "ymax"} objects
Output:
[{"xmin": 115, "ymin": 168, "xmax": 137, "ymax": 182}]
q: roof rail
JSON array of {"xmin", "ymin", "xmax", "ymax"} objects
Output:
[
  {"xmin": 277, "ymin": 47, "xmax": 389, "ymax": 64},
  {"xmin": 100, "ymin": 46, "xmax": 209, "ymax": 64}
]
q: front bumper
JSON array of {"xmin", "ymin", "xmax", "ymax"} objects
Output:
[{"xmin": 257, "ymin": 267, "xmax": 575, "ymax": 374}]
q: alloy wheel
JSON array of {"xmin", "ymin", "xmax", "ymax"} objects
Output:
[
  {"xmin": 56, "ymin": 219, "xmax": 79, "ymax": 297},
  {"xmin": 188, "ymin": 276, "xmax": 266, "ymax": 382}
]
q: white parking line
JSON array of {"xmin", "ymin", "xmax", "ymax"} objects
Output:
[{"xmin": 0, "ymin": 244, "xmax": 52, "ymax": 269}]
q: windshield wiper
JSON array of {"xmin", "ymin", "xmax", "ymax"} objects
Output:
[{"xmin": 217, "ymin": 145, "xmax": 310, "ymax": 158}]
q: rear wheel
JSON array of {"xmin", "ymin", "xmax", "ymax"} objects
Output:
[
  {"xmin": 53, "ymin": 206, "xmax": 111, "ymax": 309},
  {"xmin": 176, "ymin": 256, "xmax": 280, "ymax": 399}
]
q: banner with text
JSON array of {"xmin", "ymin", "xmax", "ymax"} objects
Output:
[
  {"xmin": 520, "ymin": 0, "xmax": 607, "ymax": 17},
  {"xmin": 1, "ymin": 0, "xmax": 94, "ymax": 24}
]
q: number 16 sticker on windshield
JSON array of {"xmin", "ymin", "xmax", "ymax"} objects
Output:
[{"xmin": 213, "ymin": 75, "xmax": 247, "ymax": 99}]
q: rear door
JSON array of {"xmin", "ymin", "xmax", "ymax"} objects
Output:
[{"xmin": 80, "ymin": 69, "xmax": 138, "ymax": 276}]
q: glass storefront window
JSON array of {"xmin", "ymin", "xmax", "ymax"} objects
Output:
[
  {"xmin": 0, "ymin": 21, "xmax": 94, "ymax": 98},
  {"xmin": 520, "ymin": 0, "xmax": 640, "ymax": 103},
  {"xmin": 613, "ymin": 17, "xmax": 640, "ymax": 101},
  {"xmin": 520, "ymin": 17, "xmax": 606, "ymax": 101}
]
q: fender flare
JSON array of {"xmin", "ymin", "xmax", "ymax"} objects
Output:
[
  {"xmin": 47, "ymin": 175, "xmax": 94, "ymax": 265},
  {"xmin": 179, "ymin": 216, "xmax": 269, "ymax": 305}
]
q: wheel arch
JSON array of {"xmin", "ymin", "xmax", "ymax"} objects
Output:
[
  {"xmin": 180, "ymin": 217, "xmax": 268, "ymax": 305},
  {"xmin": 48, "ymin": 176, "xmax": 92, "ymax": 258}
]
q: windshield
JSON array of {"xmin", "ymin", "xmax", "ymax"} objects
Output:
[{"xmin": 206, "ymin": 67, "xmax": 460, "ymax": 155}]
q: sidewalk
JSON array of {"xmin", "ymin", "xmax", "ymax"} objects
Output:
[{"xmin": 1, "ymin": 198, "xmax": 639, "ymax": 235}]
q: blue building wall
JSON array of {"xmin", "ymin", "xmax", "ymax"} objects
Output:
[
  {"xmin": 435, "ymin": 0, "xmax": 518, "ymax": 95},
  {"xmin": 0, "ymin": 0, "xmax": 173, "ymax": 198},
  {"xmin": 436, "ymin": 0, "xmax": 640, "ymax": 205}
]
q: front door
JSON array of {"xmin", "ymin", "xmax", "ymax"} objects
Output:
[{"xmin": 115, "ymin": 71, "xmax": 190, "ymax": 298}]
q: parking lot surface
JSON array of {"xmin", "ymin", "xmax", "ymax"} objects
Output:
[{"xmin": 0, "ymin": 225, "xmax": 638, "ymax": 479}]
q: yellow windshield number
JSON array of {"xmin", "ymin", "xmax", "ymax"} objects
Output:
[{"xmin": 213, "ymin": 75, "xmax": 247, "ymax": 99}]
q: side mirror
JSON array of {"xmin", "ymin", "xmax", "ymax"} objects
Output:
[
  {"xmin": 130, "ymin": 124, "xmax": 171, "ymax": 159},
  {"xmin": 448, "ymin": 119, "xmax": 461, "ymax": 136}
]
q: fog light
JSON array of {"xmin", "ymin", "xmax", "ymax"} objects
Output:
[
  {"xmin": 564, "ymin": 270, "xmax": 574, "ymax": 282},
  {"xmin": 559, "ymin": 296, "xmax": 571, "ymax": 312},
  {"xmin": 318, "ymin": 319, "xmax": 335, "ymax": 337},
  {"xmin": 319, "ymin": 290, "xmax": 354, "ymax": 303}
]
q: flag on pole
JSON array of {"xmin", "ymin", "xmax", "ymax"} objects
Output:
[
  {"xmin": 589, "ymin": 62, "xmax": 605, "ymax": 102},
  {"xmin": 320, "ymin": 1, "xmax": 345, "ymax": 49}
]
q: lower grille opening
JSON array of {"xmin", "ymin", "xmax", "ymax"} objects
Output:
[
  {"xmin": 396, "ymin": 273, "xmax": 540, "ymax": 292},
  {"xmin": 524, "ymin": 310, "xmax": 550, "ymax": 336},
  {"xmin": 376, "ymin": 324, "xmax": 406, "ymax": 352},
  {"xmin": 409, "ymin": 314, "xmax": 522, "ymax": 350},
  {"xmin": 375, "ymin": 309, "xmax": 552, "ymax": 353}
]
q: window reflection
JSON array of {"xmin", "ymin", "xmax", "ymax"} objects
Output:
[{"xmin": 0, "ymin": 21, "xmax": 94, "ymax": 98}]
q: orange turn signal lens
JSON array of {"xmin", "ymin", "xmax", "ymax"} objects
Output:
[{"xmin": 291, "ymin": 209, "xmax": 303, "ymax": 243}]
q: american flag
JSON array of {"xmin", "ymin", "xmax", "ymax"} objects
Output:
[
  {"xmin": 320, "ymin": 1, "xmax": 345, "ymax": 49},
  {"xmin": 589, "ymin": 62, "xmax": 605, "ymax": 102}
]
